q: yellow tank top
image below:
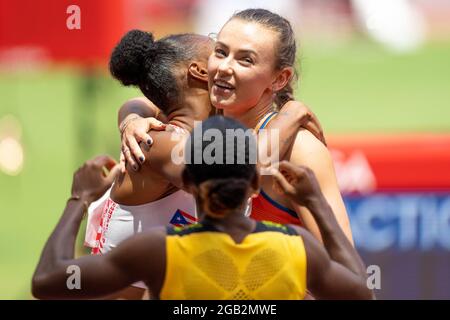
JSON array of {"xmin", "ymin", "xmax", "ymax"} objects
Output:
[{"xmin": 160, "ymin": 220, "xmax": 307, "ymax": 300}]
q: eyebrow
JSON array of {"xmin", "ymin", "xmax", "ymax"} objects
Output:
[{"xmin": 216, "ymin": 41, "xmax": 258, "ymax": 57}]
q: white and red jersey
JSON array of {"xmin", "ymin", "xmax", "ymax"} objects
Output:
[{"xmin": 86, "ymin": 189, "xmax": 197, "ymax": 255}]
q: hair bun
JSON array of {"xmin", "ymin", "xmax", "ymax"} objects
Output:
[
  {"xmin": 199, "ymin": 179, "xmax": 249, "ymax": 218},
  {"xmin": 109, "ymin": 29, "xmax": 155, "ymax": 86}
]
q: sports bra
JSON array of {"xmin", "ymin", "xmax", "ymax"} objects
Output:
[{"xmin": 250, "ymin": 111, "xmax": 303, "ymax": 226}]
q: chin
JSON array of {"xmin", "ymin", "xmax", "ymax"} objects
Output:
[{"xmin": 211, "ymin": 99, "xmax": 233, "ymax": 111}]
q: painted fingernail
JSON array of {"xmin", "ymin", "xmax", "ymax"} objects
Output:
[
  {"xmin": 133, "ymin": 165, "xmax": 138, "ymax": 171},
  {"xmin": 139, "ymin": 156, "xmax": 144, "ymax": 163},
  {"xmin": 147, "ymin": 139, "xmax": 152, "ymax": 145}
]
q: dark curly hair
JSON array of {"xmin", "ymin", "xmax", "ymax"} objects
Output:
[
  {"xmin": 183, "ymin": 116, "xmax": 257, "ymax": 218},
  {"xmin": 110, "ymin": 29, "xmax": 209, "ymax": 112}
]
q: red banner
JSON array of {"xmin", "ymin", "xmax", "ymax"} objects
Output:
[
  {"xmin": 329, "ymin": 134, "xmax": 450, "ymax": 193},
  {"xmin": 0, "ymin": 0, "xmax": 127, "ymax": 66}
]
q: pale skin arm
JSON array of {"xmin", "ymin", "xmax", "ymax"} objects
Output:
[{"xmin": 287, "ymin": 129, "xmax": 354, "ymax": 245}]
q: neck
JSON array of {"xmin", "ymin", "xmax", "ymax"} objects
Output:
[
  {"xmin": 166, "ymin": 88, "xmax": 210, "ymax": 132},
  {"xmin": 202, "ymin": 211, "xmax": 254, "ymax": 233},
  {"xmin": 223, "ymin": 94, "xmax": 275, "ymax": 129}
]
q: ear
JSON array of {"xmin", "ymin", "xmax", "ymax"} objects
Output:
[
  {"xmin": 188, "ymin": 62, "xmax": 209, "ymax": 83},
  {"xmin": 271, "ymin": 67, "xmax": 294, "ymax": 92}
]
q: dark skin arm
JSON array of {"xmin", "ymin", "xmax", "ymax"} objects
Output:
[
  {"xmin": 32, "ymin": 155, "xmax": 166, "ymax": 299},
  {"xmin": 119, "ymin": 98, "xmax": 326, "ymax": 172},
  {"xmin": 132, "ymin": 101, "xmax": 326, "ymax": 190},
  {"xmin": 133, "ymin": 126, "xmax": 188, "ymax": 190},
  {"xmin": 272, "ymin": 161, "xmax": 374, "ymax": 299},
  {"xmin": 118, "ymin": 97, "xmax": 167, "ymax": 173}
]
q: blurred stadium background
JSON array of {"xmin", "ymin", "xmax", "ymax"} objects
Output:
[{"xmin": 0, "ymin": 0, "xmax": 449, "ymax": 299}]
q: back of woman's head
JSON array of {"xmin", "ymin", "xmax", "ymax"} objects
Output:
[
  {"xmin": 184, "ymin": 116, "xmax": 258, "ymax": 219},
  {"xmin": 110, "ymin": 30, "xmax": 208, "ymax": 112},
  {"xmin": 230, "ymin": 9, "xmax": 298, "ymax": 108}
]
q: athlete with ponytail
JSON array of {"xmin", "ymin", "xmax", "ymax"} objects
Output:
[
  {"xmin": 33, "ymin": 116, "xmax": 373, "ymax": 300},
  {"xmin": 120, "ymin": 9, "xmax": 353, "ymax": 245},
  {"xmin": 84, "ymin": 29, "xmax": 322, "ymax": 298}
]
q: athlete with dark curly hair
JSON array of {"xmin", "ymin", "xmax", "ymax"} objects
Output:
[{"xmin": 33, "ymin": 116, "xmax": 373, "ymax": 300}]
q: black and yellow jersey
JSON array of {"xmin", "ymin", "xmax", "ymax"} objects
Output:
[{"xmin": 160, "ymin": 220, "xmax": 307, "ymax": 300}]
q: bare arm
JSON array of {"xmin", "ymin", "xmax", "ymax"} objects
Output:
[
  {"xmin": 119, "ymin": 99, "xmax": 326, "ymax": 174},
  {"xmin": 300, "ymin": 229, "xmax": 373, "ymax": 300},
  {"xmin": 117, "ymin": 97, "xmax": 166, "ymax": 127},
  {"xmin": 272, "ymin": 162, "xmax": 373, "ymax": 299},
  {"xmin": 288, "ymin": 129, "xmax": 353, "ymax": 245},
  {"xmin": 137, "ymin": 128, "xmax": 188, "ymax": 189},
  {"xmin": 32, "ymin": 155, "xmax": 165, "ymax": 299},
  {"xmin": 118, "ymin": 97, "xmax": 167, "ymax": 172}
]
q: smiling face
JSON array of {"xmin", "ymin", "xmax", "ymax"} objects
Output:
[{"xmin": 208, "ymin": 19, "xmax": 281, "ymax": 116}]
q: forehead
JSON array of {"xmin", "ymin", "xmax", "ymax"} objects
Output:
[{"xmin": 218, "ymin": 19, "xmax": 278, "ymax": 57}]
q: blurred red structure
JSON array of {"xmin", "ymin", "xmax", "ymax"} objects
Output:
[
  {"xmin": 0, "ymin": 0, "xmax": 128, "ymax": 66},
  {"xmin": 329, "ymin": 134, "xmax": 450, "ymax": 193}
]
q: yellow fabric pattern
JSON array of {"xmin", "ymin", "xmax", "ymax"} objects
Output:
[{"xmin": 160, "ymin": 223, "xmax": 307, "ymax": 300}]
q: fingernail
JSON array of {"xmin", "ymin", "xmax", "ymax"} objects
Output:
[
  {"xmin": 133, "ymin": 165, "xmax": 138, "ymax": 171},
  {"xmin": 147, "ymin": 139, "xmax": 152, "ymax": 145},
  {"xmin": 139, "ymin": 156, "xmax": 144, "ymax": 163}
]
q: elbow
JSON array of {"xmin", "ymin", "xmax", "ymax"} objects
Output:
[
  {"xmin": 31, "ymin": 275, "xmax": 52, "ymax": 300},
  {"xmin": 356, "ymin": 282, "xmax": 376, "ymax": 300},
  {"xmin": 31, "ymin": 276, "xmax": 45, "ymax": 299},
  {"xmin": 361, "ymin": 290, "xmax": 377, "ymax": 300}
]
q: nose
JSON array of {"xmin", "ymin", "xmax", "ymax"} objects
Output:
[{"xmin": 217, "ymin": 57, "xmax": 233, "ymax": 76}]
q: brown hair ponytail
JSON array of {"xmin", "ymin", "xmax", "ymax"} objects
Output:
[{"xmin": 274, "ymin": 82, "xmax": 295, "ymax": 109}]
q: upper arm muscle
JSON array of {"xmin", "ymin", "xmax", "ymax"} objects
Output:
[{"xmin": 288, "ymin": 129, "xmax": 354, "ymax": 244}]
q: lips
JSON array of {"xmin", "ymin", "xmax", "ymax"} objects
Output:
[{"xmin": 213, "ymin": 79, "xmax": 235, "ymax": 90}]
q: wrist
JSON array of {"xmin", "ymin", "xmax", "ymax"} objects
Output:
[
  {"xmin": 304, "ymin": 194, "xmax": 330, "ymax": 214},
  {"xmin": 67, "ymin": 193, "xmax": 92, "ymax": 215},
  {"xmin": 119, "ymin": 113, "xmax": 142, "ymax": 136}
]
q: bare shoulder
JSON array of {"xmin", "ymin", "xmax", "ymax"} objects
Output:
[
  {"xmin": 122, "ymin": 96, "xmax": 157, "ymax": 110},
  {"xmin": 143, "ymin": 129, "xmax": 187, "ymax": 166},
  {"xmin": 290, "ymin": 128, "xmax": 331, "ymax": 165},
  {"xmin": 283, "ymin": 100, "xmax": 308, "ymax": 109}
]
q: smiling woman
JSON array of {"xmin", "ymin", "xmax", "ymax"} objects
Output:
[
  {"xmin": 115, "ymin": 9, "xmax": 352, "ymax": 246},
  {"xmin": 208, "ymin": 9, "xmax": 296, "ymax": 118},
  {"xmin": 206, "ymin": 9, "xmax": 354, "ymax": 245}
]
